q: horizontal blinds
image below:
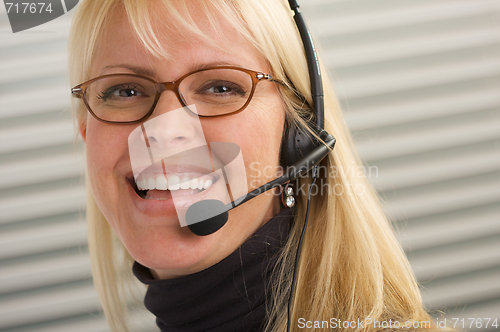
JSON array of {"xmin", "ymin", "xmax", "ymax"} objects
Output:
[
  {"xmin": 0, "ymin": 0, "xmax": 499, "ymax": 331},
  {"xmin": 0, "ymin": 7, "xmax": 157, "ymax": 332},
  {"xmin": 302, "ymin": 0, "xmax": 500, "ymax": 325},
  {"xmin": 0, "ymin": 9, "xmax": 111, "ymax": 332}
]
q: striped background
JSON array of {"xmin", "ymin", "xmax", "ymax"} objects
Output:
[{"xmin": 0, "ymin": 0, "xmax": 499, "ymax": 331}]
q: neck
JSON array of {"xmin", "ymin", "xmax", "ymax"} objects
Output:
[{"xmin": 133, "ymin": 208, "xmax": 294, "ymax": 332}]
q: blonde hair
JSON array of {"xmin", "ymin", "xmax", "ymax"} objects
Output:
[{"xmin": 69, "ymin": 0, "xmax": 441, "ymax": 331}]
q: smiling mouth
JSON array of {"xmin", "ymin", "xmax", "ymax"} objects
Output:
[{"xmin": 128, "ymin": 173, "xmax": 218, "ymax": 200}]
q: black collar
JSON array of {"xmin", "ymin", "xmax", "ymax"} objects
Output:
[{"xmin": 133, "ymin": 208, "xmax": 293, "ymax": 332}]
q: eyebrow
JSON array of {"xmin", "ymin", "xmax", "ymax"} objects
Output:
[
  {"xmin": 189, "ymin": 61, "xmax": 239, "ymax": 72},
  {"xmin": 99, "ymin": 61, "xmax": 244, "ymax": 79},
  {"xmin": 100, "ymin": 65, "xmax": 155, "ymax": 77}
]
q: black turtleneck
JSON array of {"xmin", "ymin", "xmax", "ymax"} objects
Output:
[{"xmin": 133, "ymin": 208, "xmax": 294, "ymax": 332}]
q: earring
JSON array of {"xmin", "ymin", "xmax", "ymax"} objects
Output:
[{"xmin": 282, "ymin": 184, "xmax": 295, "ymax": 208}]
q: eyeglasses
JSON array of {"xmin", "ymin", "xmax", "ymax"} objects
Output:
[{"xmin": 71, "ymin": 66, "xmax": 285, "ymax": 124}]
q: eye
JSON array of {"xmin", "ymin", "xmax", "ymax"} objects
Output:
[
  {"xmin": 97, "ymin": 84, "xmax": 147, "ymax": 101},
  {"xmin": 196, "ymin": 80, "xmax": 246, "ymax": 98}
]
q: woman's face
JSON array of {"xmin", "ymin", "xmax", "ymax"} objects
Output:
[{"xmin": 82, "ymin": 6, "xmax": 286, "ymax": 279}]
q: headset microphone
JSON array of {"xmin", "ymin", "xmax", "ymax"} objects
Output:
[
  {"xmin": 186, "ymin": 199, "xmax": 228, "ymax": 236},
  {"xmin": 186, "ymin": 131, "xmax": 335, "ymax": 236}
]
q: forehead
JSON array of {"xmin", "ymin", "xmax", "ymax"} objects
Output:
[{"xmin": 91, "ymin": 4, "xmax": 268, "ymax": 79}]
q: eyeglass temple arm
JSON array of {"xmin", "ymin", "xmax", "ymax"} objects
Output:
[
  {"xmin": 288, "ymin": 0, "xmax": 324, "ymax": 131},
  {"xmin": 71, "ymin": 87, "xmax": 83, "ymax": 98},
  {"xmin": 256, "ymin": 73, "xmax": 287, "ymax": 87}
]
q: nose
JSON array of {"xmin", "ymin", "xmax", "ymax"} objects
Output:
[{"xmin": 141, "ymin": 92, "xmax": 206, "ymax": 159}]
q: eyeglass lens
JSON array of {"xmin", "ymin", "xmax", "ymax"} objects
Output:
[{"xmin": 84, "ymin": 68, "xmax": 254, "ymax": 122}]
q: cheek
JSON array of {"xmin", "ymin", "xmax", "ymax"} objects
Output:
[
  {"xmin": 86, "ymin": 120, "xmax": 116, "ymax": 177},
  {"xmin": 84, "ymin": 119, "xmax": 129, "ymax": 215},
  {"xmin": 247, "ymin": 118, "xmax": 283, "ymax": 187},
  {"xmin": 203, "ymin": 100, "xmax": 285, "ymax": 187},
  {"xmin": 245, "ymin": 99, "xmax": 285, "ymax": 164}
]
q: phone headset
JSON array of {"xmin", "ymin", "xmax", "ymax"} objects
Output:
[
  {"xmin": 186, "ymin": 0, "xmax": 335, "ymax": 236},
  {"xmin": 185, "ymin": 0, "xmax": 335, "ymax": 330}
]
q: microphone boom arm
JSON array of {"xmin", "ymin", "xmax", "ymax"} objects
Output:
[{"xmin": 227, "ymin": 134, "xmax": 335, "ymax": 209}]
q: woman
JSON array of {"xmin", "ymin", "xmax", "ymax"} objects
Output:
[{"xmin": 69, "ymin": 0, "xmax": 439, "ymax": 331}]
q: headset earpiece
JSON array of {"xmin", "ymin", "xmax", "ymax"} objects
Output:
[{"xmin": 281, "ymin": 120, "xmax": 321, "ymax": 167}]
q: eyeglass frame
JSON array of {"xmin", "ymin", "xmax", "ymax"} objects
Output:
[{"xmin": 71, "ymin": 66, "xmax": 286, "ymax": 124}]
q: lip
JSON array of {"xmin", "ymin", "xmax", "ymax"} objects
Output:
[
  {"xmin": 125, "ymin": 143, "xmax": 233, "ymax": 225},
  {"xmin": 133, "ymin": 162, "xmax": 215, "ymax": 181},
  {"xmin": 130, "ymin": 145, "xmax": 215, "ymax": 180},
  {"xmin": 126, "ymin": 168, "xmax": 224, "ymax": 226},
  {"xmin": 128, "ymin": 161, "xmax": 220, "ymax": 196}
]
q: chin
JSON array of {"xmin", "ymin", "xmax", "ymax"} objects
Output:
[{"xmin": 118, "ymin": 215, "xmax": 228, "ymax": 278}]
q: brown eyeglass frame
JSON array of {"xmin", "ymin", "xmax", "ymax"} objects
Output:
[{"xmin": 71, "ymin": 66, "xmax": 286, "ymax": 124}]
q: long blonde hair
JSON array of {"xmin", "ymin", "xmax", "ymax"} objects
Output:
[{"xmin": 69, "ymin": 0, "xmax": 438, "ymax": 331}]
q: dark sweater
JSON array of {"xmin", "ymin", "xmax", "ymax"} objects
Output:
[{"xmin": 133, "ymin": 208, "xmax": 293, "ymax": 332}]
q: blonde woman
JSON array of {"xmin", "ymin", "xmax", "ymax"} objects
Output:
[{"xmin": 69, "ymin": 0, "xmax": 442, "ymax": 331}]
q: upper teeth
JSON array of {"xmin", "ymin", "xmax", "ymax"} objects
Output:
[{"xmin": 136, "ymin": 174, "xmax": 213, "ymax": 191}]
